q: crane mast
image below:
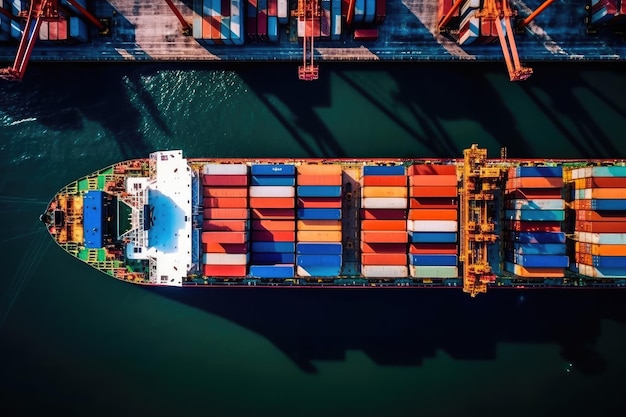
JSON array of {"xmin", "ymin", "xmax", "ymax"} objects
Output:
[
  {"xmin": 460, "ymin": 144, "xmax": 502, "ymax": 297},
  {"xmin": 295, "ymin": 0, "xmax": 320, "ymax": 81}
]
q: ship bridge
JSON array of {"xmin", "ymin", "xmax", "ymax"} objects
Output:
[{"xmin": 124, "ymin": 150, "xmax": 193, "ymax": 287}]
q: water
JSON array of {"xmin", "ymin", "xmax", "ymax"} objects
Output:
[{"xmin": 1, "ymin": 61, "xmax": 626, "ymax": 417}]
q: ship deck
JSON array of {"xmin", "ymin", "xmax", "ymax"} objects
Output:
[{"xmin": 0, "ymin": 0, "xmax": 625, "ymax": 65}]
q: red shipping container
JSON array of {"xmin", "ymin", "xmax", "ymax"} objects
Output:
[
  {"xmin": 362, "ymin": 253, "xmax": 407, "ymax": 266},
  {"xmin": 203, "ymin": 219, "xmax": 248, "ymax": 231},
  {"xmin": 361, "ymin": 230, "xmax": 407, "ymax": 243},
  {"xmin": 249, "ymin": 197, "xmax": 295, "ymax": 209},
  {"xmin": 203, "ymin": 264, "xmax": 247, "ymax": 277},
  {"xmin": 204, "ymin": 208, "xmax": 249, "ymax": 219},
  {"xmin": 410, "ymin": 198, "xmax": 457, "ymax": 209},
  {"xmin": 576, "ymin": 221, "xmax": 626, "ymax": 233},
  {"xmin": 58, "ymin": 19, "xmax": 68, "ymax": 40},
  {"xmin": 202, "ymin": 231, "xmax": 247, "ymax": 244},
  {"xmin": 505, "ymin": 188, "xmax": 562, "ymax": 199},
  {"xmin": 202, "ymin": 174, "xmax": 248, "ymax": 186},
  {"xmin": 298, "ymin": 197, "xmax": 342, "ymax": 208},
  {"xmin": 576, "ymin": 210, "xmax": 626, "ymax": 222},
  {"xmin": 410, "ymin": 243, "xmax": 457, "ymax": 254},
  {"xmin": 408, "ymin": 165, "xmax": 456, "ymax": 176},
  {"xmin": 222, "ymin": 0, "xmax": 232, "ymax": 16},
  {"xmin": 410, "ymin": 186, "xmax": 457, "ymax": 198},
  {"xmin": 360, "ymin": 209, "xmax": 407, "ymax": 220},
  {"xmin": 408, "ymin": 209, "xmax": 457, "ymax": 221},
  {"xmin": 203, "ymin": 187, "xmax": 248, "ymax": 198},
  {"xmin": 204, "ymin": 242, "xmax": 249, "ymax": 253},
  {"xmin": 361, "ymin": 219, "xmax": 407, "ymax": 231},
  {"xmin": 583, "ymin": 177, "xmax": 626, "ymax": 188},
  {"xmin": 409, "ymin": 175, "xmax": 457, "ymax": 187},
  {"xmin": 507, "ymin": 221, "xmax": 561, "ymax": 232},
  {"xmin": 297, "ymin": 175, "xmax": 342, "ymax": 186},
  {"xmin": 251, "ymin": 230, "xmax": 296, "ymax": 241},
  {"xmin": 203, "ymin": 197, "xmax": 248, "ymax": 208},
  {"xmin": 268, "ymin": 0, "xmax": 277, "ymax": 15},
  {"xmin": 252, "ymin": 220, "xmax": 296, "ymax": 231},
  {"xmin": 362, "ymin": 175, "xmax": 407, "ymax": 187},
  {"xmin": 252, "ymin": 208, "xmax": 296, "ymax": 219},
  {"xmin": 360, "ymin": 242, "xmax": 407, "ymax": 253}
]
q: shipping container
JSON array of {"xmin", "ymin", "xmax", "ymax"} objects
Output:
[
  {"xmin": 506, "ymin": 177, "xmax": 563, "ymax": 189},
  {"xmin": 203, "ymin": 197, "xmax": 248, "ymax": 208},
  {"xmin": 268, "ymin": 15, "xmax": 278, "ymax": 41},
  {"xmin": 578, "ymin": 188, "xmax": 626, "ymax": 199},
  {"xmin": 512, "ymin": 166, "xmax": 563, "ymax": 178},
  {"xmin": 409, "ymin": 265, "xmax": 458, "ymax": 278},
  {"xmin": 251, "ymin": 241, "xmax": 295, "ymax": 252},
  {"xmin": 297, "ymin": 254, "xmax": 342, "ymax": 266},
  {"xmin": 251, "ymin": 175, "xmax": 295, "ymax": 186},
  {"xmin": 331, "ymin": 0, "xmax": 342, "ymax": 40},
  {"xmin": 512, "ymin": 243, "xmax": 566, "ymax": 255},
  {"xmin": 69, "ymin": 16, "xmax": 88, "ymax": 42},
  {"xmin": 297, "ymin": 164, "xmax": 342, "ymax": 175},
  {"xmin": 576, "ymin": 232, "xmax": 626, "ymax": 245},
  {"xmin": 506, "ymin": 199, "xmax": 565, "ymax": 210},
  {"xmin": 249, "ymin": 197, "xmax": 295, "ymax": 209},
  {"xmin": 409, "ymin": 254, "xmax": 457, "ymax": 266},
  {"xmin": 296, "ymin": 242, "xmax": 342, "ymax": 255},
  {"xmin": 298, "ymin": 197, "xmax": 342, "ymax": 208},
  {"xmin": 203, "ymin": 219, "xmax": 248, "ymax": 231},
  {"xmin": 506, "ymin": 188, "xmax": 563, "ymax": 199},
  {"xmin": 362, "ymin": 175, "xmax": 406, "ymax": 187},
  {"xmin": 575, "ymin": 221, "xmax": 626, "ymax": 233},
  {"xmin": 297, "ymin": 208, "xmax": 342, "ymax": 220},
  {"xmin": 257, "ymin": 0, "xmax": 267, "ymax": 38},
  {"xmin": 364, "ymin": 0, "xmax": 375, "ymax": 23},
  {"xmin": 409, "ymin": 175, "xmax": 457, "ymax": 187},
  {"xmin": 361, "ymin": 265, "xmax": 408, "ymax": 277},
  {"xmin": 252, "ymin": 219, "xmax": 295, "ymax": 231},
  {"xmin": 202, "ymin": 174, "xmax": 248, "ymax": 186},
  {"xmin": 201, "ymin": 231, "xmax": 248, "ymax": 244},
  {"xmin": 577, "ymin": 264, "xmax": 626, "ymax": 278},
  {"xmin": 511, "ymin": 232, "xmax": 566, "ymax": 244},
  {"xmin": 361, "ymin": 219, "xmax": 407, "ymax": 231},
  {"xmin": 297, "ymin": 219, "xmax": 342, "ymax": 231},
  {"xmin": 362, "ymin": 253, "xmax": 407, "ymax": 265},
  {"xmin": 204, "ymin": 242, "xmax": 249, "ymax": 253},
  {"xmin": 360, "ymin": 209, "xmax": 407, "ymax": 220},
  {"xmin": 251, "ymin": 164, "xmax": 295, "ymax": 176},
  {"xmin": 297, "ymin": 230, "xmax": 342, "ymax": 242},
  {"xmin": 408, "ymin": 232, "xmax": 457, "ymax": 243},
  {"xmin": 297, "ymin": 174, "xmax": 342, "ymax": 186},
  {"xmin": 361, "ymin": 197, "xmax": 407, "ymax": 209},
  {"xmin": 203, "ymin": 163, "xmax": 248, "ymax": 175},
  {"xmin": 297, "ymin": 265, "xmax": 342, "ymax": 277},
  {"xmin": 408, "ymin": 165, "xmax": 456, "ymax": 176},
  {"xmin": 576, "ymin": 243, "xmax": 626, "ymax": 256},
  {"xmin": 360, "ymin": 242, "xmax": 407, "ymax": 253},
  {"xmin": 407, "ymin": 220, "xmax": 458, "ymax": 232},
  {"xmin": 39, "ymin": 21, "xmax": 49, "ymax": 40},
  {"xmin": 249, "ymin": 186, "xmax": 295, "ymax": 198},
  {"xmin": 409, "ymin": 243, "xmax": 457, "ymax": 254},
  {"xmin": 582, "ymin": 166, "xmax": 626, "ymax": 178},
  {"xmin": 231, "ymin": 0, "xmax": 244, "ymax": 44},
  {"xmin": 203, "ymin": 253, "xmax": 248, "ymax": 265},
  {"xmin": 204, "ymin": 208, "xmax": 249, "ymax": 219},
  {"xmin": 581, "ymin": 177, "xmax": 626, "ymax": 188},
  {"xmin": 409, "ymin": 186, "xmax": 458, "ymax": 198},
  {"xmin": 505, "ymin": 209, "xmax": 565, "ymax": 222},
  {"xmin": 249, "ymin": 264, "xmax": 295, "ymax": 278},
  {"xmin": 203, "ymin": 264, "xmax": 247, "ymax": 276},
  {"xmin": 571, "ymin": 199, "xmax": 626, "ymax": 211},
  {"xmin": 278, "ymin": 0, "xmax": 288, "ymax": 24},
  {"xmin": 576, "ymin": 210, "xmax": 626, "ymax": 222},
  {"xmin": 251, "ymin": 252, "xmax": 295, "ymax": 263},
  {"xmin": 375, "ymin": 0, "xmax": 386, "ymax": 23},
  {"xmin": 297, "ymin": 185, "xmax": 342, "ymax": 197},
  {"xmin": 354, "ymin": 0, "xmax": 365, "ymax": 23},
  {"xmin": 251, "ymin": 230, "xmax": 296, "ymax": 241},
  {"xmin": 513, "ymin": 254, "xmax": 569, "ymax": 268},
  {"xmin": 506, "ymin": 221, "xmax": 561, "ymax": 232},
  {"xmin": 361, "ymin": 230, "xmax": 407, "ymax": 243},
  {"xmin": 362, "ymin": 186, "xmax": 407, "ymax": 198},
  {"xmin": 203, "ymin": 187, "xmax": 248, "ymax": 198},
  {"xmin": 363, "ymin": 165, "xmax": 405, "ymax": 176},
  {"xmin": 408, "ymin": 209, "xmax": 457, "ymax": 221},
  {"xmin": 251, "ymin": 208, "xmax": 295, "ymax": 219},
  {"xmin": 409, "ymin": 198, "xmax": 458, "ymax": 209},
  {"xmin": 503, "ymin": 263, "xmax": 564, "ymax": 278}
]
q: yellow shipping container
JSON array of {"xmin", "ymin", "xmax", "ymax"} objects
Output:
[
  {"xmin": 361, "ymin": 186, "xmax": 407, "ymax": 198},
  {"xmin": 297, "ymin": 220, "xmax": 342, "ymax": 231},
  {"xmin": 297, "ymin": 164, "xmax": 343, "ymax": 175},
  {"xmin": 297, "ymin": 230, "xmax": 342, "ymax": 242}
]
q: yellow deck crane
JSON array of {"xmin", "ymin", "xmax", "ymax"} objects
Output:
[
  {"xmin": 460, "ymin": 145, "xmax": 503, "ymax": 297},
  {"xmin": 294, "ymin": 0, "xmax": 320, "ymax": 80}
]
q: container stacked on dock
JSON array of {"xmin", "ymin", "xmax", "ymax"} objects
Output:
[
  {"xmin": 249, "ymin": 164, "xmax": 296, "ymax": 279},
  {"xmin": 296, "ymin": 164, "xmax": 343, "ymax": 277},
  {"xmin": 201, "ymin": 164, "xmax": 250, "ymax": 277},
  {"xmin": 360, "ymin": 165, "xmax": 408, "ymax": 278},
  {"xmin": 407, "ymin": 165, "xmax": 459, "ymax": 278},
  {"xmin": 193, "ymin": 0, "xmax": 244, "ymax": 44},
  {"xmin": 569, "ymin": 166, "xmax": 626, "ymax": 278},
  {"xmin": 588, "ymin": 0, "xmax": 625, "ymax": 26},
  {"xmin": 504, "ymin": 166, "xmax": 568, "ymax": 278}
]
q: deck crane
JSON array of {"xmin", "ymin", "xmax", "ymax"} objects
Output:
[
  {"xmin": 460, "ymin": 144, "xmax": 502, "ymax": 297},
  {"xmin": 294, "ymin": 0, "xmax": 320, "ymax": 81},
  {"xmin": 0, "ymin": 0, "xmax": 107, "ymax": 81}
]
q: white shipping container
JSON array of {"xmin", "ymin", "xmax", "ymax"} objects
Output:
[
  {"xmin": 361, "ymin": 197, "xmax": 407, "ymax": 209},
  {"xmin": 407, "ymin": 220, "xmax": 458, "ymax": 232},
  {"xmin": 203, "ymin": 163, "xmax": 248, "ymax": 175},
  {"xmin": 410, "ymin": 265, "xmax": 458, "ymax": 278},
  {"xmin": 249, "ymin": 186, "xmax": 295, "ymax": 198},
  {"xmin": 193, "ymin": 12, "xmax": 203, "ymax": 39},
  {"xmin": 230, "ymin": 0, "xmax": 244, "ymax": 44},
  {"xmin": 278, "ymin": 0, "xmax": 288, "ymax": 24},
  {"xmin": 203, "ymin": 253, "xmax": 249, "ymax": 265},
  {"xmin": 458, "ymin": 16, "xmax": 479, "ymax": 45},
  {"xmin": 39, "ymin": 21, "xmax": 49, "ymax": 40},
  {"xmin": 510, "ymin": 199, "xmax": 564, "ymax": 210},
  {"xmin": 577, "ymin": 232, "xmax": 626, "ymax": 245},
  {"xmin": 362, "ymin": 265, "xmax": 408, "ymax": 278}
]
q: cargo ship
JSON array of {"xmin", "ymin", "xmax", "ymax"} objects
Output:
[{"xmin": 41, "ymin": 145, "xmax": 626, "ymax": 296}]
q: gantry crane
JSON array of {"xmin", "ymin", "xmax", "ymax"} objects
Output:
[
  {"xmin": 460, "ymin": 144, "xmax": 502, "ymax": 297},
  {"xmin": 0, "ymin": 0, "xmax": 107, "ymax": 81},
  {"xmin": 293, "ymin": 0, "xmax": 320, "ymax": 81}
]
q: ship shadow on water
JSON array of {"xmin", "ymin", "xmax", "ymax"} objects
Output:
[{"xmin": 146, "ymin": 286, "xmax": 626, "ymax": 375}]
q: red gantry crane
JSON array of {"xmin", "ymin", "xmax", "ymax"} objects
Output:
[{"xmin": 294, "ymin": 0, "xmax": 320, "ymax": 81}]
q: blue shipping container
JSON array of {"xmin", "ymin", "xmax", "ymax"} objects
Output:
[
  {"xmin": 297, "ymin": 265, "xmax": 342, "ymax": 277},
  {"xmin": 592, "ymin": 256, "xmax": 626, "ymax": 268},
  {"xmin": 252, "ymin": 175, "xmax": 296, "ymax": 186},
  {"xmin": 362, "ymin": 165, "xmax": 405, "ymax": 176},
  {"xmin": 251, "ymin": 241, "xmax": 295, "ymax": 253},
  {"xmin": 408, "ymin": 232, "xmax": 457, "ymax": 243},
  {"xmin": 409, "ymin": 254, "xmax": 457, "ymax": 266},
  {"xmin": 514, "ymin": 166, "xmax": 562, "ymax": 177},
  {"xmin": 251, "ymin": 252, "xmax": 295, "ymax": 264},
  {"xmin": 513, "ymin": 243, "xmax": 566, "ymax": 255},
  {"xmin": 297, "ymin": 254, "xmax": 342, "ymax": 266},
  {"xmin": 297, "ymin": 186, "xmax": 342, "ymax": 197},
  {"xmin": 586, "ymin": 199, "xmax": 626, "ymax": 211},
  {"xmin": 512, "ymin": 232, "xmax": 566, "ymax": 244},
  {"xmin": 587, "ymin": 166, "xmax": 626, "ymax": 177},
  {"xmin": 249, "ymin": 264, "xmax": 295, "ymax": 278},
  {"xmin": 505, "ymin": 209, "xmax": 565, "ymax": 222},
  {"xmin": 514, "ymin": 254, "xmax": 569, "ymax": 268},
  {"xmin": 509, "ymin": 199, "xmax": 564, "ymax": 210},
  {"xmin": 297, "ymin": 242, "xmax": 343, "ymax": 255},
  {"xmin": 297, "ymin": 208, "xmax": 342, "ymax": 220},
  {"xmin": 251, "ymin": 164, "xmax": 296, "ymax": 176}
]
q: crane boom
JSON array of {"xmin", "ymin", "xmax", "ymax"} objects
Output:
[{"xmin": 295, "ymin": 0, "xmax": 319, "ymax": 81}]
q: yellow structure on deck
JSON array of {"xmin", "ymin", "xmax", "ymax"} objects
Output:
[{"xmin": 460, "ymin": 145, "xmax": 503, "ymax": 297}]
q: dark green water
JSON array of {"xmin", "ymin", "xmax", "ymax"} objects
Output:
[{"xmin": 1, "ymin": 61, "xmax": 626, "ymax": 417}]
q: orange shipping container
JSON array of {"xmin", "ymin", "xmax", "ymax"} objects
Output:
[
  {"xmin": 203, "ymin": 219, "xmax": 248, "ymax": 231},
  {"xmin": 360, "ymin": 242, "xmax": 407, "ymax": 253},
  {"xmin": 361, "ymin": 253, "xmax": 407, "ymax": 266},
  {"xmin": 362, "ymin": 186, "xmax": 407, "ymax": 198},
  {"xmin": 410, "ymin": 198, "xmax": 457, "ymax": 209},
  {"xmin": 506, "ymin": 177, "xmax": 563, "ymax": 189},
  {"xmin": 204, "ymin": 208, "xmax": 249, "ymax": 219},
  {"xmin": 409, "ymin": 175, "xmax": 457, "ymax": 187},
  {"xmin": 581, "ymin": 188, "xmax": 626, "ymax": 199},
  {"xmin": 297, "ymin": 174, "xmax": 342, "ymax": 186},
  {"xmin": 204, "ymin": 242, "xmax": 249, "ymax": 253},
  {"xmin": 361, "ymin": 230, "xmax": 407, "ymax": 243},
  {"xmin": 252, "ymin": 208, "xmax": 295, "ymax": 219},
  {"xmin": 203, "ymin": 264, "xmax": 247, "ymax": 277},
  {"xmin": 408, "ymin": 165, "xmax": 456, "ymax": 176},
  {"xmin": 251, "ymin": 230, "xmax": 296, "ymax": 241},
  {"xmin": 361, "ymin": 175, "xmax": 407, "ymax": 187},
  {"xmin": 202, "ymin": 231, "xmax": 247, "ymax": 244},
  {"xmin": 409, "ymin": 243, "xmax": 457, "ymax": 254},
  {"xmin": 298, "ymin": 197, "xmax": 342, "ymax": 208},
  {"xmin": 297, "ymin": 230, "xmax": 342, "ymax": 242},
  {"xmin": 360, "ymin": 209, "xmax": 407, "ymax": 220},
  {"xmin": 410, "ymin": 186, "xmax": 457, "ymax": 198},
  {"xmin": 576, "ymin": 221, "xmax": 626, "ymax": 233},
  {"xmin": 203, "ymin": 187, "xmax": 248, "ymax": 198},
  {"xmin": 252, "ymin": 220, "xmax": 296, "ymax": 231},
  {"xmin": 203, "ymin": 197, "xmax": 248, "ymax": 208},
  {"xmin": 576, "ymin": 210, "xmax": 626, "ymax": 222},
  {"xmin": 297, "ymin": 220, "xmax": 342, "ymax": 231},
  {"xmin": 297, "ymin": 164, "xmax": 342, "ymax": 175},
  {"xmin": 576, "ymin": 243, "xmax": 626, "ymax": 256},
  {"xmin": 510, "ymin": 266, "xmax": 564, "ymax": 278},
  {"xmin": 408, "ymin": 209, "xmax": 457, "ymax": 221},
  {"xmin": 249, "ymin": 197, "xmax": 295, "ymax": 209},
  {"xmin": 361, "ymin": 219, "xmax": 407, "ymax": 231}
]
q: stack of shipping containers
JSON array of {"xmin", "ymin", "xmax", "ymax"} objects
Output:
[
  {"xmin": 193, "ymin": 0, "xmax": 244, "ymax": 44},
  {"xmin": 437, "ymin": 0, "xmax": 504, "ymax": 45},
  {"xmin": 249, "ymin": 164, "xmax": 296, "ymax": 279},
  {"xmin": 504, "ymin": 166, "xmax": 568, "ymax": 278},
  {"xmin": 296, "ymin": 165, "xmax": 343, "ymax": 277},
  {"xmin": 407, "ymin": 165, "xmax": 459, "ymax": 278},
  {"xmin": 360, "ymin": 165, "xmax": 408, "ymax": 278},
  {"xmin": 589, "ymin": 0, "xmax": 625, "ymax": 26},
  {"xmin": 569, "ymin": 166, "xmax": 626, "ymax": 279},
  {"xmin": 201, "ymin": 164, "xmax": 250, "ymax": 277},
  {"xmin": 9, "ymin": 0, "xmax": 23, "ymax": 40}
]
